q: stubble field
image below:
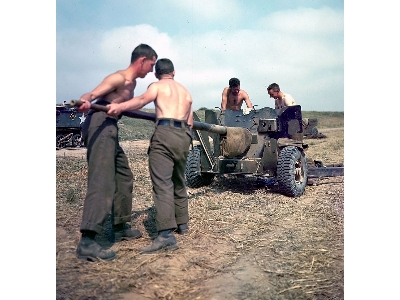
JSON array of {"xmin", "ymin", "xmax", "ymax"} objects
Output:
[{"xmin": 56, "ymin": 110, "xmax": 344, "ymax": 300}]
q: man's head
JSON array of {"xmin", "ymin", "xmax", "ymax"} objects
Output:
[
  {"xmin": 229, "ymin": 78, "xmax": 240, "ymax": 96},
  {"xmin": 131, "ymin": 44, "xmax": 158, "ymax": 78},
  {"xmin": 267, "ymin": 83, "xmax": 280, "ymax": 99},
  {"xmin": 155, "ymin": 58, "xmax": 175, "ymax": 78}
]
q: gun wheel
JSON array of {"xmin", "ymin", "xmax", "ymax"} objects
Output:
[
  {"xmin": 277, "ymin": 146, "xmax": 308, "ymax": 197},
  {"xmin": 185, "ymin": 145, "xmax": 214, "ymax": 188}
]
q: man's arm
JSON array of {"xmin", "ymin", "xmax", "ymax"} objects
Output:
[
  {"xmin": 77, "ymin": 73, "xmax": 125, "ymax": 113},
  {"xmin": 242, "ymin": 90, "xmax": 253, "ymax": 108},
  {"xmin": 107, "ymin": 83, "xmax": 158, "ymax": 116},
  {"xmin": 221, "ymin": 88, "xmax": 228, "ymax": 110}
]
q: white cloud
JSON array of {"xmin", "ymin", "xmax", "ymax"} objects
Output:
[
  {"xmin": 261, "ymin": 7, "xmax": 344, "ymax": 35},
  {"xmin": 57, "ymin": 6, "xmax": 343, "ymax": 111},
  {"xmin": 170, "ymin": 0, "xmax": 241, "ymax": 22},
  {"xmin": 168, "ymin": 7, "xmax": 343, "ymax": 110},
  {"xmin": 100, "ymin": 25, "xmax": 173, "ymax": 65}
]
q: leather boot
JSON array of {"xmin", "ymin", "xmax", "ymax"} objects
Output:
[
  {"xmin": 139, "ymin": 229, "xmax": 179, "ymax": 254},
  {"xmin": 114, "ymin": 223, "xmax": 142, "ymax": 242},
  {"xmin": 176, "ymin": 223, "xmax": 189, "ymax": 235},
  {"xmin": 76, "ymin": 234, "xmax": 116, "ymax": 262}
]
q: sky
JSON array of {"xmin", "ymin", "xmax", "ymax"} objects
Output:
[{"xmin": 56, "ymin": 0, "xmax": 344, "ymax": 111}]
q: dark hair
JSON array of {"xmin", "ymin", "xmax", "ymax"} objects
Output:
[
  {"xmin": 229, "ymin": 78, "xmax": 240, "ymax": 87},
  {"xmin": 267, "ymin": 83, "xmax": 280, "ymax": 92},
  {"xmin": 155, "ymin": 58, "xmax": 174, "ymax": 75},
  {"xmin": 131, "ymin": 44, "xmax": 158, "ymax": 63}
]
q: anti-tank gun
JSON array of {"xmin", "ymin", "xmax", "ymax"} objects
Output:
[{"xmin": 187, "ymin": 106, "xmax": 309, "ymax": 197}]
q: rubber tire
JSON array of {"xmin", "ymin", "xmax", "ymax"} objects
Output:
[
  {"xmin": 185, "ymin": 145, "xmax": 215, "ymax": 188},
  {"xmin": 276, "ymin": 146, "xmax": 308, "ymax": 197}
]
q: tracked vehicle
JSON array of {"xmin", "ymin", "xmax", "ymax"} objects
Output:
[{"xmin": 56, "ymin": 104, "xmax": 86, "ymax": 149}]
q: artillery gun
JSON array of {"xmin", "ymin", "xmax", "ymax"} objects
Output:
[
  {"xmin": 186, "ymin": 106, "xmax": 309, "ymax": 197},
  {"xmin": 69, "ymin": 100, "xmax": 343, "ymax": 197}
]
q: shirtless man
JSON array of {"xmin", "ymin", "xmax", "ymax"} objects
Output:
[
  {"xmin": 267, "ymin": 82, "xmax": 311, "ymax": 133},
  {"xmin": 75, "ymin": 44, "xmax": 158, "ymax": 262},
  {"xmin": 266, "ymin": 83, "xmax": 296, "ymax": 109},
  {"xmin": 221, "ymin": 78, "xmax": 253, "ymax": 111},
  {"xmin": 107, "ymin": 58, "xmax": 193, "ymax": 254}
]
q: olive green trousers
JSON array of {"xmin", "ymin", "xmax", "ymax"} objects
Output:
[
  {"xmin": 148, "ymin": 121, "xmax": 192, "ymax": 232},
  {"xmin": 80, "ymin": 110, "xmax": 133, "ymax": 234}
]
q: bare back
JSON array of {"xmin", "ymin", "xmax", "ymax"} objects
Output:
[
  {"xmin": 106, "ymin": 75, "xmax": 193, "ymax": 126},
  {"xmin": 152, "ymin": 79, "xmax": 192, "ymax": 121}
]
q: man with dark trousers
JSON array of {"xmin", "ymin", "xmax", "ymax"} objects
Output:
[
  {"xmin": 75, "ymin": 44, "xmax": 158, "ymax": 261},
  {"xmin": 107, "ymin": 58, "xmax": 193, "ymax": 254}
]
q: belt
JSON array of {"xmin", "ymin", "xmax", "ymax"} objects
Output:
[{"xmin": 156, "ymin": 119, "xmax": 187, "ymax": 128}]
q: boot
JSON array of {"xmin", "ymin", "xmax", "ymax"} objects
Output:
[
  {"xmin": 76, "ymin": 232, "xmax": 116, "ymax": 262},
  {"xmin": 114, "ymin": 223, "xmax": 142, "ymax": 242},
  {"xmin": 176, "ymin": 223, "xmax": 189, "ymax": 235},
  {"xmin": 139, "ymin": 229, "xmax": 179, "ymax": 254}
]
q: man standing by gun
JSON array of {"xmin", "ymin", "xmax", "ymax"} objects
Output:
[
  {"xmin": 75, "ymin": 44, "xmax": 158, "ymax": 262},
  {"xmin": 107, "ymin": 58, "xmax": 193, "ymax": 254},
  {"xmin": 266, "ymin": 83, "xmax": 296, "ymax": 109},
  {"xmin": 221, "ymin": 77, "xmax": 253, "ymax": 112}
]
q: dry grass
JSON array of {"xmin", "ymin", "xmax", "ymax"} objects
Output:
[{"xmin": 56, "ymin": 112, "xmax": 344, "ymax": 300}]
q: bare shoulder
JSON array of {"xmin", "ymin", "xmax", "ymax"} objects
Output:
[
  {"xmin": 103, "ymin": 70, "xmax": 126, "ymax": 83},
  {"xmin": 109, "ymin": 70, "xmax": 125, "ymax": 78},
  {"xmin": 240, "ymin": 89, "xmax": 249, "ymax": 97},
  {"xmin": 147, "ymin": 81, "xmax": 157, "ymax": 88},
  {"xmin": 174, "ymin": 81, "xmax": 188, "ymax": 91},
  {"xmin": 285, "ymin": 93, "xmax": 295, "ymax": 101}
]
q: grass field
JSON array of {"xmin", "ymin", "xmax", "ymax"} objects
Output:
[{"xmin": 56, "ymin": 107, "xmax": 344, "ymax": 299}]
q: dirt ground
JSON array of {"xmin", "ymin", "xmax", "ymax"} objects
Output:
[{"xmin": 56, "ymin": 127, "xmax": 344, "ymax": 300}]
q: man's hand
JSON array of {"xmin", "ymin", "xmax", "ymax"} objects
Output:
[
  {"xmin": 243, "ymin": 107, "xmax": 253, "ymax": 115},
  {"xmin": 107, "ymin": 103, "xmax": 122, "ymax": 117},
  {"xmin": 76, "ymin": 99, "xmax": 91, "ymax": 113}
]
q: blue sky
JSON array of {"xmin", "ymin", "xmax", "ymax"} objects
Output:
[{"xmin": 57, "ymin": 0, "xmax": 344, "ymax": 111}]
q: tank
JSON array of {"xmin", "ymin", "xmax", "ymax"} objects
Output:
[{"xmin": 56, "ymin": 104, "xmax": 86, "ymax": 149}]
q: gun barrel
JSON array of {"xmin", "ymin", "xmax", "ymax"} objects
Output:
[
  {"xmin": 193, "ymin": 121, "xmax": 227, "ymax": 134},
  {"xmin": 70, "ymin": 100, "xmax": 227, "ymax": 134}
]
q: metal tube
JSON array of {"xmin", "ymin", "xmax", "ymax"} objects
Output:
[{"xmin": 70, "ymin": 100, "xmax": 227, "ymax": 134}]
